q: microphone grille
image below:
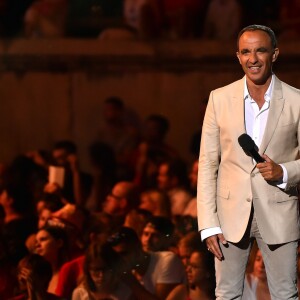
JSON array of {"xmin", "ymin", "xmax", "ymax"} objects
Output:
[{"xmin": 238, "ymin": 133, "xmax": 255, "ymax": 151}]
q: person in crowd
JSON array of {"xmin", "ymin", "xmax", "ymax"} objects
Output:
[
  {"xmin": 50, "ymin": 140, "xmax": 92, "ymax": 206},
  {"xmin": 157, "ymin": 158, "xmax": 192, "ymax": 216},
  {"xmin": 107, "ymin": 226, "xmax": 186, "ymax": 299},
  {"xmin": 0, "ymin": 235, "xmax": 19, "ymax": 299},
  {"xmin": 240, "ymin": 0, "xmax": 279, "ymax": 30},
  {"xmin": 50, "ymin": 203, "xmax": 89, "ymax": 259},
  {"xmin": 198, "ymin": 24, "xmax": 300, "ymax": 299},
  {"xmin": 279, "ymin": 0, "xmax": 300, "ymax": 40},
  {"xmin": 167, "ymin": 249, "xmax": 215, "ymax": 300},
  {"xmin": 101, "ymin": 181, "xmax": 140, "ymax": 230},
  {"xmin": 123, "ymin": 0, "xmax": 164, "ymax": 39},
  {"xmin": 163, "ymin": 0, "xmax": 208, "ymax": 38},
  {"xmin": 139, "ymin": 189, "xmax": 171, "ymax": 218},
  {"xmin": 123, "ymin": 208, "xmax": 153, "ymax": 237},
  {"xmin": 85, "ymin": 141, "xmax": 117, "ymax": 212},
  {"xmin": 242, "ymin": 246, "xmax": 271, "ymax": 300},
  {"xmin": 0, "ymin": 181, "xmax": 37, "ymax": 265},
  {"xmin": 26, "ymin": 193, "xmax": 64, "ymax": 253},
  {"xmin": 72, "ymin": 242, "xmax": 132, "ymax": 300},
  {"xmin": 183, "ymin": 160, "xmax": 198, "ymax": 217},
  {"xmin": 34, "ymin": 225, "xmax": 70, "ymax": 294},
  {"xmin": 23, "ymin": 0, "xmax": 68, "ymax": 38},
  {"xmin": 177, "ymin": 231, "xmax": 203, "ymax": 267},
  {"xmin": 97, "ymin": 96, "xmax": 141, "ymax": 181},
  {"xmin": 203, "ymin": 0, "xmax": 242, "ymax": 40},
  {"xmin": 141, "ymin": 216, "xmax": 175, "ymax": 252},
  {"xmin": 11, "ymin": 253, "xmax": 63, "ymax": 300},
  {"xmin": 55, "ymin": 217, "xmax": 111, "ymax": 299},
  {"xmin": 133, "ymin": 114, "xmax": 178, "ymax": 189}
]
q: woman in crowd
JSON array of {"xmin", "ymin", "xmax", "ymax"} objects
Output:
[
  {"xmin": 72, "ymin": 242, "xmax": 132, "ymax": 300},
  {"xmin": 242, "ymin": 247, "xmax": 271, "ymax": 300},
  {"xmin": 34, "ymin": 225, "xmax": 70, "ymax": 294},
  {"xmin": 139, "ymin": 189, "xmax": 171, "ymax": 218},
  {"xmin": 166, "ymin": 250, "xmax": 215, "ymax": 300},
  {"xmin": 10, "ymin": 253, "xmax": 63, "ymax": 300}
]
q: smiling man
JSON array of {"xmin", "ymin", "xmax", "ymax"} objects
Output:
[{"xmin": 197, "ymin": 24, "xmax": 300, "ymax": 299}]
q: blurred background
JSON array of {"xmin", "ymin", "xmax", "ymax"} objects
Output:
[{"xmin": 0, "ymin": 0, "xmax": 300, "ymax": 170}]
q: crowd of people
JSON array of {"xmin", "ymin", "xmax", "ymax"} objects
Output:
[
  {"xmin": 0, "ymin": 0, "xmax": 299, "ymax": 40},
  {"xmin": 0, "ymin": 95, "xmax": 206, "ymax": 299}
]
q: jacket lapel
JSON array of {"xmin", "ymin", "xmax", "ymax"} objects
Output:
[{"xmin": 259, "ymin": 76, "xmax": 284, "ymax": 155}]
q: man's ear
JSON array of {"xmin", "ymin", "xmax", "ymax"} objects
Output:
[
  {"xmin": 236, "ymin": 51, "xmax": 241, "ymax": 64},
  {"xmin": 272, "ymin": 48, "xmax": 279, "ymax": 62}
]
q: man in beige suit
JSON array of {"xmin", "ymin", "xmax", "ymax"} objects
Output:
[{"xmin": 197, "ymin": 24, "xmax": 300, "ymax": 299}]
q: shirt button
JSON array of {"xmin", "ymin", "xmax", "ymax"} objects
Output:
[
  {"xmin": 251, "ymin": 173, "xmax": 255, "ymax": 177},
  {"xmin": 246, "ymin": 198, "xmax": 252, "ymax": 202}
]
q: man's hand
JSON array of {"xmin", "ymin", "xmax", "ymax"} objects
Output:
[
  {"xmin": 256, "ymin": 154, "xmax": 283, "ymax": 181},
  {"xmin": 205, "ymin": 234, "xmax": 227, "ymax": 261}
]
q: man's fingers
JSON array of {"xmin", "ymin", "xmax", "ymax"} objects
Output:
[{"xmin": 206, "ymin": 235, "xmax": 225, "ymax": 261}]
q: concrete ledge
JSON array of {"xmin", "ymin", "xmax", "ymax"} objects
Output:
[{"xmin": 0, "ymin": 39, "xmax": 299, "ymax": 72}]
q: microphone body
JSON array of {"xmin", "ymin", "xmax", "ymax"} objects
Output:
[{"xmin": 238, "ymin": 133, "xmax": 265, "ymax": 163}]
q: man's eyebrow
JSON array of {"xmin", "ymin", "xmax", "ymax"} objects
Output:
[
  {"xmin": 240, "ymin": 48, "xmax": 250, "ymax": 54},
  {"xmin": 256, "ymin": 47, "xmax": 268, "ymax": 52}
]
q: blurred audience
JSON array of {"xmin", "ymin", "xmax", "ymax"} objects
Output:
[
  {"xmin": 108, "ymin": 226, "xmax": 186, "ymax": 299},
  {"xmin": 123, "ymin": 0, "xmax": 164, "ymax": 39},
  {"xmin": 97, "ymin": 97, "xmax": 141, "ymax": 181},
  {"xmin": 134, "ymin": 114, "xmax": 178, "ymax": 189},
  {"xmin": 279, "ymin": 0, "xmax": 300, "ymax": 40},
  {"xmin": 157, "ymin": 158, "xmax": 192, "ymax": 216},
  {"xmin": 24, "ymin": 0, "xmax": 68, "ymax": 38},
  {"xmin": 163, "ymin": 0, "xmax": 208, "ymax": 38},
  {"xmin": 203, "ymin": 0, "xmax": 242, "ymax": 40},
  {"xmin": 139, "ymin": 189, "xmax": 171, "ymax": 218},
  {"xmin": 85, "ymin": 141, "xmax": 117, "ymax": 212},
  {"xmin": 183, "ymin": 159, "xmax": 198, "ymax": 217}
]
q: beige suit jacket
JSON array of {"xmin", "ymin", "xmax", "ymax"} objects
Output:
[{"xmin": 197, "ymin": 75, "xmax": 300, "ymax": 244}]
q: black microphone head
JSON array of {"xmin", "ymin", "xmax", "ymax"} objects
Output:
[{"xmin": 238, "ymin": 133, "xmax": 256, "ymax": 151}]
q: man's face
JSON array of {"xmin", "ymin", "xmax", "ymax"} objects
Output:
[
  {"xmin": 178, "ymin": 244, "xmax": 193, "ymax": 267},
  {"xmin": 157, "ymin": 164, "xmax": 171, "ymax": 190},
  {"xmin": 141, "ymin": 223, "xmax": 164, "ymax": 252},
  {"xmin": 103, "ymin": 183, "xmax": 125, "ymax": 215},
  {"xmin": 52, "ymin": 148, "xmax": 68, "ymax": 166},
  {"xmin": 186, "ymin": 252, "xmax": 206, "ymax": 286},
  {"xmin": 189, "ymin": 160, "xmax": 198, "ymax": 190},
  {"xmin": 236, "ymin": 30, "xmax": 279, "ymax": 85}
]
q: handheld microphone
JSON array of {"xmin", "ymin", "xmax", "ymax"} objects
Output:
[{"xmin": 238, "ymin": 133, "xmax": 265, "ymax": 163}]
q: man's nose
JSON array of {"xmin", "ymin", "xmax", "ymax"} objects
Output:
[{"xmin": 249, "ymin": 52, "xmax": 258, "ymax": 63}]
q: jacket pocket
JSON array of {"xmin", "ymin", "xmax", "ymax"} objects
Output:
[
  {"xmin": 217, "ymin": 186, "xmax": 230, "ymax": 199},
  {"xmin": 275, "ymin": 190, "xmax": 298, "ymax": 203}
]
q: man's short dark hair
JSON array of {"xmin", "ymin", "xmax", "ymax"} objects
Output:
[
  {"xmin": 53, "ymin": 140, "xmax": 77, "ymax": 154},
  {"xmin": 146, "ymin": 216, "xmax": 174, "ymax": 237},
  {"xmin": 105, "ymin": 97, "xmax": 124, "ymax": 110},
  {"xmin": 147, "ymin": 114, "xmax": 170, "ymax": 135},
  {"xmin": 237, "ymin": 24, "xmax": 277, "ymax": 50}
]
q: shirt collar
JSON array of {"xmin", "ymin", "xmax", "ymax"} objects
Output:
[{"xmin": 244, "ymin": 74, "xmax": 274, "ymax": 103}]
